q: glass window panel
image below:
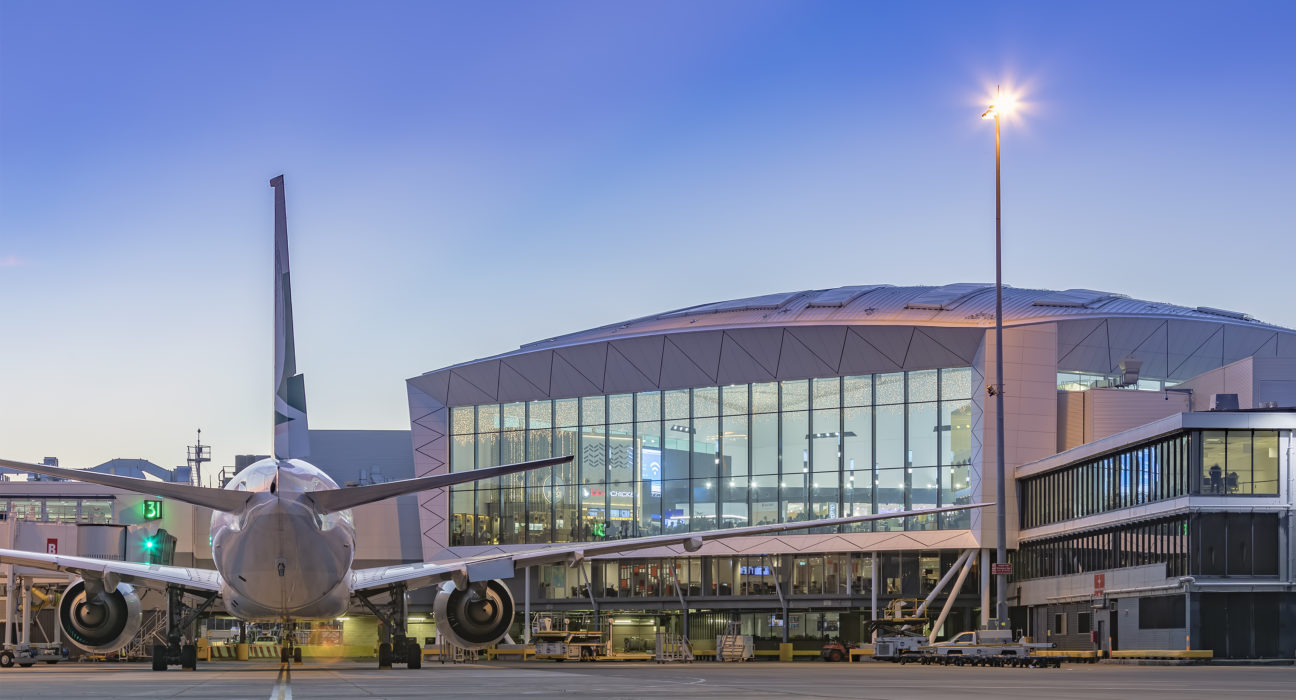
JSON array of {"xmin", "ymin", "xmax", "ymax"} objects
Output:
[
  {"xmin": 941, "ymin": 367, "xmax": 973, "ymax": 400},
  {"xmin": 843, "ymin": 406, "xmax": 872, "ymax": 483},
  {"xmin": 1225, "ymin": 431, "xmax": 1251, "ymax": 494},
  {"xmin": 875, "ymin": 372, "xmax": 904, "ymax": 405},
  {"xmin": 581, "ymin": 396, "xmax": 606, "ymax": 426},
  {"xmin": 636, "ymin": 391, "xmax": 661, "ymax": 421},
  {"xmin": 527, "ymin": 428, "xmax": 553, "ymax": 487},
  {"xmin": 608, "ymin": 424, "xmax": 635, "ymax": 482},
  {"xmin": 639, "ymin": 467, "xmax": 662, "ymax": 537},
  {"xmin": 608, "ymin": 394, "xmax": 633, "ymax": 424},
  {"xmin": 451, "ymin": 434, "xmax": 475, "ymax": 473},
  {"xmin": 721, "ymin": 384, "xmax": 749, "ymax": 416},
  {"xmin": 782, "ymin": 410, "xmax": 809, "ymax": 477},
  {"xmin": 499, "ymin": 429, "xmax": 526, "ymax": 469},
  {"xmin": 1202, "ymin": 430, "xmax": 1226, "ymax": 494},
  {"xmin": 451, "ymin": 491, "xmax": 474, "ymax": 546},
  {"xmin": 812, "ymin": 377, "xmax": 840, "ymax": 410},
  {"xmin": 751, "ymin": 413, "xmax": 779, "ymax": 475},
  {"xmin": 721, "ymin": 414, "xmax": 749, "ymax": 478},
  {"xmin": 81, "ymin": 499, "xmax": 113, "ymax": 524},
  {"xmin": 451, "ymin": 406, "xmax": 475, "ymax": 435},
  {"xmin": 751, "ymin": 382, "xmax": 779, "ymax": 413},
  {"xmin": 499, "ymin": 486, "xmax": 526, "ymax": 544},
  {"xmin": 693, "ymin": 387, "xmax": 720, "ymax": 417},
  {"xmin": 810, "ymin": 481, "xmax": 840, "ymax": 522},
  {"xmin": 908, "ymin": 467, "xmax": 938, "ymax": 530},
  {"xmin": 664, "ymin": 416, "xmax": 691, "ymax": 480},
  {"xmin": 908, "ymin": 402, "xmax": 938, "ymax": 467},
  {"xmin": 581, "ymin": 483, "xmax": 606, "ymax": 540},
  {"xmin": 875, "ymin": 468, "xmax": 905, "ymax": 531},
  {"xmin": 661, "ymin": 480, "xmax": 691, "ymax": 533},
  {"xmin": 526, "ymin": 486, "xmax": 552, "ymax": 544},
  {"xmin": 664, "ymin": 390, "xmax": 690, "ymax": 420},
  {"xmin": 811, "ymin": 408, "xmax": 841, "ymax": 473},
  {"xmin": 750, "ymin": 475, "xmax": 780, "ymax": 525},
  {"xmin": 553, "ymin": 480, "xmax": 579, "ymax": 543},
  {"xmin": 581, "ymin": 427, "xmax": 607, "ymax": 485},
  {"xmin": 908, "ymin": 369, "xmax": 938, "ymax": 403},
  {"xmin": 691, "ymin": 477, "xmax": 718, "ymax": 531},
  {"xmin": 1253, "ymin": 431, "xmax": 1280, "ymax": 495},
  {"xmin": 528, "ymin": 400, "xmax": 552, "ymax": 429},
  {"xmin": 940, "ymin": 400, "xmax": 973, "ymax": 466},
  {"xmin": 501, "ymin": 402, "xmax": 526, "ymax": 431},
  {"xmin": 875, "ymin": 404, "xmax": 904, "ymax": 469},
  {"xmin": 478, "ymin": 404, "xmax": 501, "ymax": 433},
  {"xmin": 720, "ymin": 475, "xmax": 748, "ymax": 528},
  {"xmin": 940, "ymin": 465, "xmax": 971, "ymax": 529},
  {"xmin": 843, "ymin": 462, "xmax": 873, "ymax": 533},
  {"xmin": 554, "ymin": 398, "xmax": 579, "ymax": 428},
  {"xmin": 692, "ymin": 416, "xmax": 720, "ymax": 479},
  {"xmin": 475, "ymin": 488, "xmax": 499, "ymax": 544},
  {"xmin": 605, "ymin": 482, "xmax": 635, "ymax": 539},
  {"xmin": 46, "ymin": 499, "xmax": 77, "ymax": 523},
  {"xmin": 781, "ymin": 380, "xmax": 809, "ymax": 411},
  {"xmin": 477, "ymin": 433, "xmax": 501, "ymax": 478},
  {"xmin": 843, "ymin": 375, "xmax": 872, "ymax": 407}
]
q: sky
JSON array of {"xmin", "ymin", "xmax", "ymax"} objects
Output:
[{"xmin": 1, "ymin": 1, "xmax": 1293, "ymax": 479}]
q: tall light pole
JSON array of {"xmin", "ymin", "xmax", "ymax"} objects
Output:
[{"xmin": 981, "ymin": 88, "xmax": 1008, "ymax": 629}]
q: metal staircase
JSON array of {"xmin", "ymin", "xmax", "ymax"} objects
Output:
[
  {"xmin": 654, "ymin": 630, "xmax": 694, "ymax": 663},
  {"xmin": 122, "ymin": 611, "xmax": 167, "ymax": 661},
  {"xmin": 717, "ymin": 621, "xmax": 747, "ymax": 662}
]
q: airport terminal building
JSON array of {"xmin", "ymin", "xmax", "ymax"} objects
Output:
[{"xmin": 407, "ymin": 283, "xmax": 1296, "ymax": 657}]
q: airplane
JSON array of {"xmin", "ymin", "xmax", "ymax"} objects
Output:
[{"xmin": 0, "ymin": 175, "xmax": 989, "ymax": 671}]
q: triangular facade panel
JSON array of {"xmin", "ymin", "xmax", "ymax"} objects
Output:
[
  {"xmin": 604, "ymin": 343, "xmax": 659, "ymax": 394},
  {"xmin": 1169, "ymin": 325, "xmax": 1224, "ymax": 378},
  {"xmin": 608, "ymin": 335, "xmax": 665, "ymax": 386},
  {"xmin": 1277, "ymin": 332, "xmax": 1296, "ymax": 359},
  {"xmin": 1128, "ymin": 321, "xmax": 1169, "ymax": 379},
  {"xmin": 497, "ymin": 361, "xmax": 547, "ymax": 403},
  {"xmin": 1222, "ymin": 326, "xmax": 1278, "ymax": 364},
  {"xmin": 1107, "ymin": 319, "xmax": 1164, "ymax": 372},
  {"xmin": 1056, "ymin": 319, "xmax": 1105, "ymax": 364},
  {"xmin": 1058, "ymin": 319, "xmax": 1109, "ymax": 373},
  {"xmin": 722, "ymin": 328, "xmax": 783, "ymax": 377},
  {"xmin": 920, "ymin": 327, "xmax": 984, "ymax": 364},
  {"xmin": 554, "ymin": 343, "xmax": 608, "ymax": 393},
  {"xmin": 501, "ymin": 351, "xmax": 553, "ymax": 397},
  {"xmin": 852, "ymin": 326, "xmax": 914, "ymax": 368},
  {"xmin": 905, "ymin": 328, "xmax": 972, "ymax": 370},
  {"xmin": 838, "ymin": 327, "xmax": 903, "ymax": 375},
  {"xmin": 549, "ymin": 351, "xmax": 603, "ymax": 399},
  {"xmin": 408, "ymin": 371, "xmax": 451, "ymax": 404},
  {"xmin": 666, "ymin": 331, "xmax": 724, "ymax": 382},
  {"xmin": 786, "ymin": 326, "xmax": 848, "ymax": 373},
  {"xmin": 717, "ymin": 331, "xmax": 778, "ymax": 384},
  {"xmin": 452, "ymin": 361, "xmax": 500, "ymax": 401},
  {"xmin": 659, "ymin": 335, "xmax": 721, "ymax": 389},
  {"xmin": 447, "ymin": 369, "xmax": 498, "ymax": 406},
  {"xmin": 776, "ymin": 329, "xmax": 837, "ymax": 379}
]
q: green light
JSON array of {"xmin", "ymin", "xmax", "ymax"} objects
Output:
[
  {"xmin": 143, "ymin": 500, "xmax": 163, "ymax": 520},
  {"xmin": 144, "ymin": 538, "xmax": 156, "ymax": 550}
]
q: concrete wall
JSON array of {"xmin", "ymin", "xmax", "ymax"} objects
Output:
[
  {"xmin": 1057, "ymin": 388, "xmax": 1188, "ymax": 452},
  {"xmin": 1111, "ymin": 596, "xmax": 1187, "ymax": 650}
]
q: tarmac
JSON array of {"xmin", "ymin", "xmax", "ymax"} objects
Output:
[{"xmin": 0, "ymin": 659, "xmax": 1293, "ymax": 700}]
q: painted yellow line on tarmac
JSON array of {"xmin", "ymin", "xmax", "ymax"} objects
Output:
[{"xmin": 270, "ymin": 662, "xmax": 293, "ymax": 700}]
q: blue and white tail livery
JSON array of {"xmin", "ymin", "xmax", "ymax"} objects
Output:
[{"xmin": 270, "ymin": 175, "xmax": 310, "ymax": 460}]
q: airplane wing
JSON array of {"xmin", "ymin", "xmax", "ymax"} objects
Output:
[
  {"xmin": 0, "ymin": 548, "xmax": 224, "ymax": 592},
  {"xmin": 0, "ymin": 458, "xmax": 251, "ymax": 514},
  {"xmin": 350, "ymin": 502, "xmax": 988, "ymax": 594},
  {"xmin": 307, "ymin": 456, "xmax": 573, "ymax": 514}
]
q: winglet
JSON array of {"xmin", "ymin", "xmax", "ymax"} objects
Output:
[{"xmin": 271, "ymin": 175, "xmax": 310, "ymax": 459}]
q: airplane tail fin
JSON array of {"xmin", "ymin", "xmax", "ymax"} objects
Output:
[
  {"xmin": 270, "ymin": 175, "xmax": 310, "ymax": 460},
  {"xmin": 306, "ymin": 456, "xmax": 572, "ymax": 514},
  {"xmin": 0, "ymin": 458, "xmax": 251, "ymax": 513}
]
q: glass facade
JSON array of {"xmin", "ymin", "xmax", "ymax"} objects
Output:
[
  {"xmin": 0, "ymin": 497, "xmax": 115, "ymax": 523},
  {"xmin": 1012, "ymin": 514, "xmax": 1190, "ymax": 580},
  {"xmin": 449, "ymin": 368, "xmax": 975, "ymax": 545},
  {"xmin": 1020, "ymin": 430, "xmax": 1285, "ymax": 530}
]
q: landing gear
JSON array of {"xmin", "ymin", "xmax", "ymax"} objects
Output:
[
  {"xmin": 294, "ymin": 646, "xmax": 302, "ymax": 663},
  {"xmin": 280, "ymin": 622, "xmax": 303, "ymax": 664},
  {"xmin": 151, "ymin": 584, "xmax": 219, "ymax": 671},
  {"xmin": 356, "ymin": 584, "xmax": 421, "ymax": 670}
]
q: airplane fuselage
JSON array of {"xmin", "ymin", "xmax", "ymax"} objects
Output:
[{"xmin": 211, "ymin": 458, "xmax": 354, "ymax": 621}]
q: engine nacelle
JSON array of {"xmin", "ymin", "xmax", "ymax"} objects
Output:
[
  {"xmin": 58, "ymin": 578, "xmax": 143, "ymax": 653},
  {"xmin": 433, "ymin": 579, "xmax": 514, "ymax": 650}
]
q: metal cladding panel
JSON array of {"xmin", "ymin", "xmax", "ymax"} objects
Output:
[
  {"xmin": 450, "ymin": 361, "xmax": 500, "ymax": 402},
  {"xmin": 717, "ymin": 331, "xmax": 778, "ymax": 384},
  {"xmin": 722, "ymin": 327, "xmax": 783, "ymax": 378},
  {"xmin": 408, "ymin": 371, "xmax": 450, "ymax": 404},
  {"xmin": 786, "ymin": 326, "xmax": 848, "ymax": 371},
  {"xmin": 853, "ymin": 325, "xmax": 914, "ymax": 367},
  {"xmin": 1277, "ymin": 333, "xmax": 1296, "ymax": 359},
  {"xmin": 905, "ymin": 328, "xmax": 974, "ymax": 370},
  {"xmin": 501, "ymin": 351, "xmax": 553, "ymax": 397},
  {"xmin": 603, "ymin": 343, "xmax": 657, "ymax": 394},
  {"xmin": 549, "ymin": 350, "xmax": 603, "ymax": 398},
  {"xmin": 776, "ymin": 328, "xmax": 837, "ymax": 379},
  {"xmin": 554, "ymin": 342, "xmax": 609, "ymax": 391},
  {"xmin": 667, "ymin": 330, "xmax": 724, "ymax": 381},
  {"xmin": 1058, "ymin": 319, "xmax": 1110, "ymax": 373},
  {"xmin": 1170, "ymin": 324, "xmax": 1224, "ymax": 379},
  {"xmin": 498, "ymin": 361, "xmax": 548, "ymax": 403},
  {"xmin": 446, "ymin": 368, "xmax": 497, "ymax": 406},
  {"xmin": 838, "ymin": 327, "xmax": 903, "ymax": 375},
  {"xmin": 920, "ymin": 327, "xmax": 984, "ymax": 364},
  {"xmin": 1167, "ymin": 321, "xmax": 1223, "ymax": 378},
  {"xmin": 1128, "ymin": 321, "xmax": 1169, "ymax": 379},
  {"xmin": 1222, "ymin": 326, "xmax": 1279, "ymax": 364},
  {"xmin": 608, "ymin": 335, "xmax": 665, "ymax": 385},
  {"xmin": 659, "ymin": 334, "xmax": 719, "ymax": 389},
  {"xmin": 805, "ymin": 285, "xmax": 889, "ymax": 307}
]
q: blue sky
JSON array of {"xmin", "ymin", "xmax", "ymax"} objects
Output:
[{"xmin": 2, "ymin": 1, "xmax": 1293, "ymax": 477}]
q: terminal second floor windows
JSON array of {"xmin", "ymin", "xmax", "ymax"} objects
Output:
[
  {"xmin": 1021, "ymin": 430, "xmax": 1286, "ymax": 530},
  {"xmin": 0, "ymin": 497, "xmax": 114, "ymax": 523},
  {"xmin": 448, "ymin": 369, "xmax": 976, "ymax": 546}
]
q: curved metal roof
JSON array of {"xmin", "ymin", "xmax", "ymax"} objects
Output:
[{"xmin": 516, "ymin": 283, "xmax": 1289, "ymax": 354}]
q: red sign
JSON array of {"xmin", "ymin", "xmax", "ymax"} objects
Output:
[
  {"xmin": 991, "ymin": 563, "xmax": 1012, "ymax": 575},
  {"xmin": 46, "ymin": 538, "xmax": 58, "ymax": 554},
  {"xmin": 1093, "ymin": 573, "xmax": 1105, "ymax": 596}
]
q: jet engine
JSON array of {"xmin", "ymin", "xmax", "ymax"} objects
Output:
[
  {"xmin": 58, "ymin": 578, "xmax": 143, "ymax": 653},
  {"xmin": 433, "ymin": 579, "xmax": 514, "ymax": 650}
]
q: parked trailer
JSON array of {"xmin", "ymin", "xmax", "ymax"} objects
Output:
[
  {"xmin": 0, "ymin": 643, "xmax": 69, "ymax": 668},
  {"xmin": 896, "ymin": 630, "xmax": 1060, "ymax": 668}
]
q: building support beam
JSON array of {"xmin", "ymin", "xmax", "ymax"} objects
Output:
[
  {"xmin": 929, "ymin": 553, "xmax": 976, "ymax": 644},
  {"xmin": 980, "ymin": 549, "xmax": 991, "ymax": 629},
  {"xmin": 916, "ymin": 550, "xmax": 974, "ymax": 618},
  {"xmin": 870, "ymin": 552, "xmax": 879, "ymax": 642}
]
